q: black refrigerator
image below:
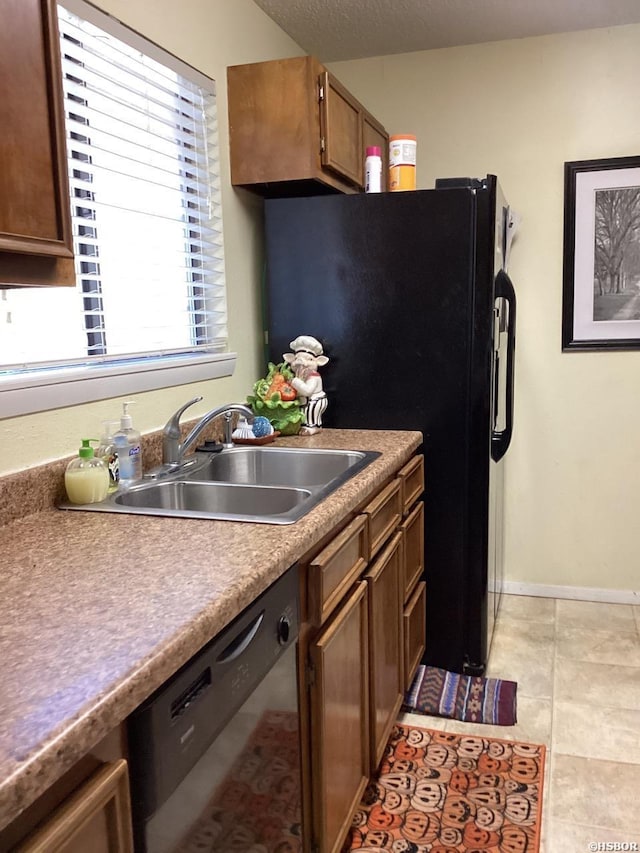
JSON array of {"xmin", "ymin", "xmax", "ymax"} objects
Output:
[{"xmin": 264, "ymin": 175, "xmax": 516, "ymax": 675}]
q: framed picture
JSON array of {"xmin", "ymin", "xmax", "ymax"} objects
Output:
[{"xmin": 562, "ymin": 155, "xmax": 640, "ymax": 350}]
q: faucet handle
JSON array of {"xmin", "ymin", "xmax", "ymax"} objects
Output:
[{"xmin": 164, "ymin": 396, "xmax": 203, "ymax": 439}]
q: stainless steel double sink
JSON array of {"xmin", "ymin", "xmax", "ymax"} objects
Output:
[{"xmin": 62, "ymin": 446, "xmax": 380, "ymax": 524}]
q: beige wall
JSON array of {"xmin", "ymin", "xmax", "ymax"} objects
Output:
[
  {"xmin": 2, "ymin": 7, "xmax": 638, "ymax": 595},
  {"xmin": 330, "ymin": 24, "xmax": 640, "ymax": 593},
  {"xmin": 0, "ymin": 0, "xmax": 302, "ymax": 473}
]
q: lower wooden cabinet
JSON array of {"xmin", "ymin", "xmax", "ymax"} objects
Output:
[
  {"xmin": 309, "ymin": 581, "xmax": 370, "ymax": 853},
  {"xmin": 16, "ymin": 760, "xmax": 133, "ymax": 853},
  {"xmin": 307, "ymin": 514, "xmax": 368, "ymax": 627},
  {"xmin": 362, "ymin": 479, "xmax": 402, "ymax": 560},
  {"xmin": 365, "ymin": 531, "xmax": 404, "ymax": 771},
  {"xmin": 403, "ymin": 581, "xmax": 427, "ymax": 691},
  {"xmin": 400, "ymin": 500, "xmax": 424, "ymax": 600},
  {"xmin": 301, "ymin": 451, "xmax": 426, "ymax": 853}
]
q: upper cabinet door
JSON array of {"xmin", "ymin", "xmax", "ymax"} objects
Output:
[
  {"xmin": 0, "ymin": 0, "xmax": 73, "ymax": 260},
  {"xmin": 319, "ymin": 70, "xmax": 363, "ymax": 187}
]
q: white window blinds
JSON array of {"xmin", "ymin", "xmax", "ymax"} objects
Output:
[{"xmin": 0, "ymin": 2, "xmax": 227, "ymax": 378}]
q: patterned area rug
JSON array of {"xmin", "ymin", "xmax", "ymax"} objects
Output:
[
  {"xmin": 176, "ymin": 710, "xmax": 302, "ymax": 852},
  {"xmin": 345, "ymin": 723, "xmax": 545, "ymax": 852},
  {"xmin": 404, "ymin": 665, "xmax": 518, "ymax": 726}
]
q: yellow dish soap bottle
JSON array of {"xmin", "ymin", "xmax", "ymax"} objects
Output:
[{"xmin": 65, "ymin": 439, "xmax": 110, "ymax": 505}]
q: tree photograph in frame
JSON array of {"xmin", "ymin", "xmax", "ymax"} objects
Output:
[{"xmin": 562, "ymin": 155, "xmax": 640, "ymax": 350}]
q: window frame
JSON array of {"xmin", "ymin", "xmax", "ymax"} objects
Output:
[{"xmin": 0, "ymin": 0, "xmax": 235, "ymax": 419}]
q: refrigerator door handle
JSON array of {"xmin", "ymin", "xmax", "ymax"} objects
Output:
[{"xmin": 491, "ymin": 270, "xmax": 516, "ymax": 462}]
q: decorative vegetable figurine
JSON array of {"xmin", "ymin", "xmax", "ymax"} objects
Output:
[
  {"xmin": 283, "ymin": 335, "xmax": 329, "ymax": 435},
  {"xmin": 246, "ymin": 362, "xmax": 304, "ymax": 435}
]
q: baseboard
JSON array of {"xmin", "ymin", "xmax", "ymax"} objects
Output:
[{"xmin": 500, "ymin": 580, "xmax": 640, "ymax": 605}]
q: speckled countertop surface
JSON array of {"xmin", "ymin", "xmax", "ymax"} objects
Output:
[{"xmin": 0, "ymin": 428, "xmax": 421, "ymax": 832}]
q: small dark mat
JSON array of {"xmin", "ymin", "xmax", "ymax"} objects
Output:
[{"xmin": 403, "ymin": 665, "xmax": 518, "ymax": 726}]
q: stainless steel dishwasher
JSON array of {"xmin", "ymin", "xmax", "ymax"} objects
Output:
[{"xmin": 127, "ymin": 565, "xmax": 301, "ymax": 853}]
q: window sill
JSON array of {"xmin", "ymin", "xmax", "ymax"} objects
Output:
[{"xmin": 0, "ymin": 351, "xmax": 237, "ymax": 419}]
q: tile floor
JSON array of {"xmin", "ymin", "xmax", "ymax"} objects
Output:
[{"xmin": 399, "ymin": 595, "xmax": 640, "ymax": 851}]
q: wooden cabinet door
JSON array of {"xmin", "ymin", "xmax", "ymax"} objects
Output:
[
  {"xmin": 16, "ymin": 760, "xmax": 133, "ymax": 852},
  {"xmin": 400, "ymin": 501, "xmax": 425, "ymax": 602},
  {"xmin": 0, "ymin": 0, "xmax": 72, "ymax": 259},
  {"xmin": 309, "ymin": 581, "xmax": 369, "ymax": 853},
  {"xmin": 228, "ymin": 55, "xmax": 317, "ymax": 188},
  {"xmin": 365, "ymin": 532, "xmax": 404, "ymax": 771},
  {"xmin": 404, "ymin": 582, "xmax": 427, "ymax": 691},
  {"xmin": 319, "ymin": 70, "xmax": 362, "ymax": 187}
]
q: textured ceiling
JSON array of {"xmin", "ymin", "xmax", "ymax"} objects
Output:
[{"xmin": 252, "ymin": 0, "xmax": 640, "ymax": 61}]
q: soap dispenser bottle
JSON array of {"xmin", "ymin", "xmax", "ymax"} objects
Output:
[
  {"xmin": 96, "ymin": 420, "xmax": 120, "ymax": 493},
  {"xmin": 65, "ymin": 439, "xmax": 110, "ymax": 504},
  {"xmin": 114, "ymin": 401, "xmax": 142, "ymax": 487}
]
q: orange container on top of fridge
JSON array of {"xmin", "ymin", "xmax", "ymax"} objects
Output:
[{"xmin": 389, "ymin": 134, "xmax": 417, "ymax": 191}]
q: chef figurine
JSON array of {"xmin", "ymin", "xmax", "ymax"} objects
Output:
[{"xmin": 283, "ymin": 335, "xmax": 329, "ymax": 434}]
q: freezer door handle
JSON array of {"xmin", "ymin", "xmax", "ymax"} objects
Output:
[{"xmin": 492, "ymin": 270, "xmax": 516, "ymax": 462}]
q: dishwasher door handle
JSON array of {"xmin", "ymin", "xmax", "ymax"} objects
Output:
[{"xmin": 216, "ymin": 611, "xmax": 265, "ymax": 663}]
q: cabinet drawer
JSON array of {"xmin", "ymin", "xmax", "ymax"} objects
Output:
[
  {"xmin": 400, "ymin": 501, "xmax": 424, "ymax": 603},
  {"xmin": 398, "ymin": 454, "xmax": 424, "ymax": 515},
  {"xmin": 362, "ymin": 479, "xmax": 402, "ymax": 561},
  {"xmin": 403, "ymin": 582, "xmax": 426, "ymax": 692},
  {"xmin": 308, "ymin": 515, "xmax": 368, "ymax": 626}
]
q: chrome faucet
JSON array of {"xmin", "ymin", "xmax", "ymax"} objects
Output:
[{"xmin": 162, "ymin": 397, "xmax": 254, "ymax": 467}]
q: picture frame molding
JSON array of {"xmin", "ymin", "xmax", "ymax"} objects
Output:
[{"xmin": 562, "ymin": 154, "xmax": 640, "ymax": 351}]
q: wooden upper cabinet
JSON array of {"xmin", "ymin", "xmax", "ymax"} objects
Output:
[
  {"xmin": 227, "ymin": 55, "xmax": 388, "ymax": 197},
  {"xmin": 0, "ymin": 0, "xmax": 75, "ymax": 286},
  {"xmin": 319, "ymin": 70, "xmax": 362, "ymax": 186},
  {"xmin": 0, "ymin": 0, "xmax": 72, "ymax": 258}
]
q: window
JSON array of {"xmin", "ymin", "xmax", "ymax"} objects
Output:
[{"xmin": 0, "ymin": 1, "xmax": 234, "ymax": 418}]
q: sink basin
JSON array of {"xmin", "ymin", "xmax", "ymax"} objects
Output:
[
  {"xmin": 61, "ymin": 446, "xmax": 380, "ymax": 524},
  {"xmin": 184, "ymin": 446, "xmax": 374, "ymax": 488},
  {"xmin": 114, "ymin": 480, "xmax": 311, "ymax": 523}
]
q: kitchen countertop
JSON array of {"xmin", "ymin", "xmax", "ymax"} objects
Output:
[{"xmin": 0, "ymin": 428, "xmax": 422, "ymax": 832}]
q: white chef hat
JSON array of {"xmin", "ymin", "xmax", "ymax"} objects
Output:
[{"xmin": 289, "ymin": 335, "xmax": 324, "ymax": 356}]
